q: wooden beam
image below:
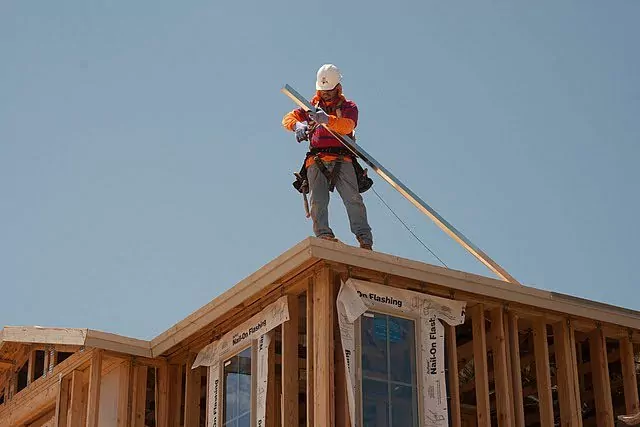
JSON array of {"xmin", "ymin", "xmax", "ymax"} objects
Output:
[
  {"xmin": 490, "ymin": 308, "xmax": 514, "ymax": 426},
  {"xmin": 589, "ymin": 328, "xmax": 614, "ymax": 427},
  {"xmin": 445, "ymin": 324, "xmax": 462, "ymax": 427},
  {"xmin": 27, "ymin": 350, "xmax": 35, "ymax": 385},
  {"xmin": 85, "ymin": 350, "xmax": 103, "ymax": 427},
  {"xmin": 507, "ymin": 312, "xmax": 525, "ymax": 427},
  {"xmin": 313, "ymin": 267, "xmax": 335, "ymax": 427},
  {"xmin": 282, "ymin": 295, "xmax": 300, "ymax": 427},
  {"xmin": 0, "ymin": 350, "xmax": 93, "ymax": 427},
  {"xmin": 0, "ymin": 359, "xmax": 15, "ymax": 369},
  {"xmin": 184, "ymin": 354, "xmax": 201, "ymax": 427},
  {"xmin": 43, "ymin": 350, "xmax": 50, "ymax": 379},
  {"xmin": 306, "ymin": 280, "xmax": 315, "ymax": 427},
  {"xmin": 131, "ymin": 364, "xmax": 148, "ymax": 427},
  {"xmin": 54, "ymin": 374, "xmax": 70, "ymax": 427},
  {"xmin": 156, "ymin": 363, "xmax": 169, "ymax": 427},
  {"xmin": 267, "ymin": 331, "xmax": 277, "ymax": 426},
  {"xmin": 533, "ymin": 319, "xmax": 554, "ymax": 427},
  {"xmin": 0, "ymin": 327, "xmax": 87, "ymax": 346},
  {"xmin": 117, "ymin": 361, "xmax": 132, "ymax": 427},
  {"xmin": 68, "ymin": 370, "xmax": 85, "ymax": 427},
  {"xmin": 620, "ymin": 336, "xmax": 640, "ymax": 415},
  {"xmin": 553, "ymin": 320, "xmax": 582, "ymax": 427},
  {"xmin": 168, "ymin": 364, "xmax": 183, "ymax": 427},
  {"xmin": 471, "ymin": 305, "xmax": 490, "ymax": 427}
]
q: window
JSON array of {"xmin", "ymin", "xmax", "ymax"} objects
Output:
[
  {"xmin": 223, "ymin": 347, "xmax": 252, "ymax": 427},
  {"xmin": 359, "ymin": 312, "xmax": 418, "ymax": 427}
]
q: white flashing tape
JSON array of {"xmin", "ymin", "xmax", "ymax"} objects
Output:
[
  {"xmin": 337, "ymin": 278, "xmax": 466, "ymax": 427},
  {"xmin": 195, "ymin": 296, "xmax": 290, "ymax": 427}
]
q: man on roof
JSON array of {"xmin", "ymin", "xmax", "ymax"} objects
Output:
[{"xmin": 282, "ymin": 64, "xmax": 374, "ymax": 250}]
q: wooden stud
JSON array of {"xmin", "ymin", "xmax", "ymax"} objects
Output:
[
  {"xmin": 68, "ymin": 370, "xmax": 85, "ymax": 427},
  {"xmin": 445, "ymin": 324, "xmax": 462, "ymax": 427},
  {"xmin": 43, "ymin": 350, "xmax": 50, "ymax": 379},
  {"xmin": 267, "ymin": 330, "xmax": 277, "ymax": 426},
  {"xmin": 334, "ymin": 278, "xmax": 349, "ymax": 427},
  {"xmin": 184, "ymin": 354, "xmax": 201, "ymax": 427},
  {"xmin": 85, "ymin": 350, "xmax": 103, "ymax": 427},
  {"xmin": 282, "ymin": 295, "xmax": 300, "ymax": 427},
  {"xmin": 507, "ymin": 312, "xmax": 525, "ymax": 427},
  {"xmin": 313, "ymin": 267, "xmax": 334, "ymax": 427},
  {"xmin": 471, "ymin": 305, "xmax": 490, "ymax": 427},
  {"xmin": 532, "ymin": 319, "xmax": 554, "ymax": 427},
  {"xmin": 156, "ymin": 363, "xmax": 170, "ymax": 427},
  {"xmin": 117, "ymin": 360, "xmax": 132, "ymax": 427},
  {"xmin": 168, "ymin": 364, "xmax": 183, "ymax": 427},
  {"xmin": 589, "ymin": 328, "xmax": 614, "ymax": 427},
  {"xmin": 54, "ymin": 375, "xmax": 70, "ymax": 427},
  {"xmin": 620, "ymin": 336, "xmax": 640, "ymax": 416},
  {"xmin": 490, "ymin": 308, "xmax": 514, "ymax": 426},
  {"xmin": 553, "ymin": 320, "xmax": 582, "ymax": 427},
  {"xmin": 27, "ymin": 350, "xmax": 35, "ymax": 386},
  {"xmin": 131, "ymin": 364, "xmax": 148, "ymax": 427},
  {"xmin": 306, "ymin": 281, "xmax": 314, "ymax": 427}
]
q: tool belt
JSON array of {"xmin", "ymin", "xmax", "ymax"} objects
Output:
[{"xmin": 292, "ymin": 147, "xmax": 373, "ymax": 194}]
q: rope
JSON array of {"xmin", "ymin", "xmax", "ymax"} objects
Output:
[{"xmin": 371, "ymin": 187, "xmax": 449, "ymax": 268}]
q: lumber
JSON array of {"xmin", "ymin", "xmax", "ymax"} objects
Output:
[
  {"xmin": 0, "ymin": 327, "xmax": 86, "ymax": 346},
  {"xmin": 532, "ymin": 319, "xmax": 554, "ymax": 427},
  {"xmin": 281, "ymin": 295, "xmax": 299, "ymax": 427},
  {"xmin": 267, "ymin": 331, "xmax": 277, "ymax": 426},
  {"xmin": 621, "ymin": 335, "xmax": 640, "ymax": 415},
  {"xmin": 507, "ymin": 312, "xmax": 525, "ymax": 427},
  {"xmin": 54, "ymin": 374, "xmax": 70, "ymax": 427},
  {"xmin": 85, "ymin": 350, "xmax": 103, "ymax": 427},
  {"xmin": 490, "ymin": 308, "xmax": 514, "ymax": 426},
  {"xmin": 589, "ymin": 328, "xmax": 614, "ymax": 427},
  {"xmin": 27, "ymin": 350, "xmax": 35, "ymax": 385},
  {"xmin": 313, "ymin": 267, "xmax": 334, "ymax": 427},
  {"xmin": 117, "ymin": 361, "xmax": 131, "ymax": 427},
  {"xmin": 471, "ymin": 305, "xmax": 490, "ymax": 427},
  {"xmin": 553, "ymin": 320, "xmax": 582, "ymax": 427},
  {"xmin": 156, "ymin": 362, "xmax": 169, "ymax": 427},
  {"xmin": 168, "ymin": 364, "xmax": 183, "ymax": 427},
  {"xmin": 306, "ymin": 280, "xmax": 315, "ymax": 427},
  {"xmin": 0, "ymin": 349, "xmax": 93, "ymax": 427},
  {"xmin": 445, "ymin": 324, "xmax": 462, "ymax": 427},
  {"xmin": 0, "ymin": 358, "xmax": 15, "ymax": 369},
  {"xmin": 184, "ymin": 354, "xmax": 201, "ymax": 427},
  {"xmin": 131, "ymin": 364, "xmax": 148, "ymax": 427},
  {"xmin": 68, "ymin": 370, "xmax": 85, "ymax": 427}
]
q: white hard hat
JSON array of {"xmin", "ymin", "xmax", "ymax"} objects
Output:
[{"xmin": 316, "ymin": 64, "xmax": 342, "ymax": 90}]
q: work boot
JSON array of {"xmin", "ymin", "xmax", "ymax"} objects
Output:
[
  {"xmin": 318, "ymin": 235, "xmax": 338, "ymax": 242},
  {"xmin": 357, "ymin": 236, "xmax": 373, "ymax": 250}
]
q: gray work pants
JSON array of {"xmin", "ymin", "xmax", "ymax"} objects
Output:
[{"xmin": 307, "ymin": 160, "xmax": 373, "ymax": 245}]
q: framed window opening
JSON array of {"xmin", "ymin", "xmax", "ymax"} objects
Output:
[
  {"xmin": 356, "ymin": 309, "xmax": 421, "ymax": 427},
  {"xmin": 220, "ymin": 344, "xmax": 256, "ymax": 427}
]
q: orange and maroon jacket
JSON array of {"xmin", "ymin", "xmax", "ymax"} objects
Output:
[{"xmin": 282, "ymin": 92, "xmax": 358, "ymax": 167}]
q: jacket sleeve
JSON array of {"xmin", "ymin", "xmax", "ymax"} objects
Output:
[
  {"xmin": 327, "ymin": 102, "xmax": 358, "ymax": 135},
  {"xmin": 282, "ymin": 108, "xmax": 307, "ymax": 131}
]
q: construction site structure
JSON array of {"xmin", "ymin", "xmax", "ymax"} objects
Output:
[{"xmin": 1, "ymin": 237, "xmax": 640, "ymax": 426}]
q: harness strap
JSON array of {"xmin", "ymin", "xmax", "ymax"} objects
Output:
[{"xmin": 313, "ymin": 155, "xmax": 344, "ymax": 192}]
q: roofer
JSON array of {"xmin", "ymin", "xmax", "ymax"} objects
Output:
[{"xmin": 282, "ymin": 64, "xmax": 374, "ymax": 250}]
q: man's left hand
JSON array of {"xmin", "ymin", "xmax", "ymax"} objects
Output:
[{"xmin": 308, "ymin": 108, "xmax": 330, "ymax": 125}]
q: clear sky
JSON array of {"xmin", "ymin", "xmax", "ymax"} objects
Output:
[{"xmin": 2, "ymin": 1, "xmax": 638, "ymax": 340}]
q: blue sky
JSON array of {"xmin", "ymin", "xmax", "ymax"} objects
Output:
[{"xmin": 2, "ymin": 1, "xmax": 638, "ymax": 340}]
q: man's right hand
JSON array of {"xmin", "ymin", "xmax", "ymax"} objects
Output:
[{"xmin": 294, "ymin": 122, "xmax": 309, "ymax": 143}]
